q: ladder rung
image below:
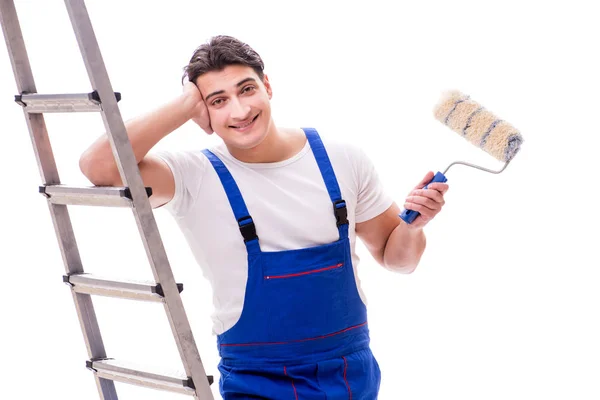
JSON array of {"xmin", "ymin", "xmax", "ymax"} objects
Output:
[
  {"xmin": 14, "ymin": 90, "xmax": 121, "ymax": 113},
  {"xmin": 64, "ymin": 274, "xmax": 183, "ymax": 302},
  {"xmin": 86, "ymin": 359, "xmax": 213, "ymax": 395},
  {"xmin": 39, "ymin": 185, "xmax": 152, "ymax": 207}
]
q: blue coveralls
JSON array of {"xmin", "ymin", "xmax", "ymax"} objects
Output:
[{"xmin": 202, "ymin": 128, "xmax": 381, "ymax": 399}]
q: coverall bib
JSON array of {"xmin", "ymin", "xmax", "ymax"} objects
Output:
[{"xmin": 202, "ymin": 128, "xmax": 381, "ymax": 399}]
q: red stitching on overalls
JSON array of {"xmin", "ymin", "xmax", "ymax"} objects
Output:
[
  {"xmin": 221, "ymin": 321, "xmax": 367, "ymax": 347},
  {"xmin": 264, "ymin": 263, "xmax": 343, "ymax": 280},
  {"xmin": 284, "ymin": 366, "xmax": 299, "ymax": 400},
  {"xmin": 342, "ymin": 356, "xmax": 352, "ymax": 399}
]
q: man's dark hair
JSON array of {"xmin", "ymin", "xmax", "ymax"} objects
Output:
[{"xmin": 182, "ymin": 35, "xmax": 265, "ymax": 84}]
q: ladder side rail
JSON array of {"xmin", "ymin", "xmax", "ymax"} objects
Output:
[
  {"xmin": 0, "ymin": 1, "xmax": 118, "ymax": 399},
  {"xmin": 62, "ymin": 1, "xmax": 214, "ymax": 398}
]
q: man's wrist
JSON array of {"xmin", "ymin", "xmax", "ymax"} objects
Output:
[{"xmin": 180, "ymin": 91, "xmax": 198, "ymax": 120}]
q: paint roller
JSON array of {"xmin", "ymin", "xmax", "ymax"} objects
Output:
[{"xmin": 400, "ymin": 90, "xmax": 524, "ymax": 224}]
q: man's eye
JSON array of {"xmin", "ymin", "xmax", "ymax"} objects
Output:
[
  {"xmin": 212, "ymin": 99, "xmax": 223, "ymax": 106},
  {"xmin": 242, "ymin": 85, "xmax": 255, "ymax": 94}
]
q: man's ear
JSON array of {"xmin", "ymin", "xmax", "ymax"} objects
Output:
[{"xmin": 263, "ymin": 74, "xmax": 273, "ymax": 99}]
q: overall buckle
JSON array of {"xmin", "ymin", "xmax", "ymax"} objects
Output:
[
  {"xmin": 237, "ymin": 216, "xmax": 258, "ymax": 242},
  {"xmin": 333, "ymin": 200, "xmax": 348, "ymax": 227}
]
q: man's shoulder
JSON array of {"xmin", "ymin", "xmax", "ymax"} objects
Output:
[
  {"xmin": 318, "ymin": 135, "xmax": 365, "ymax": 165},
  {"xmin": 151, "ymin": 145, "xmax": 219, "ymax": 178},
  {"xmin": 153, "ymin": 143, "xmax": 224, "ymax": 163}
]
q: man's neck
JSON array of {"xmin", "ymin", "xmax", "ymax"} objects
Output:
[{"xmin": 227, "ymin": 126, "xmax": 306, "ymax": 164}]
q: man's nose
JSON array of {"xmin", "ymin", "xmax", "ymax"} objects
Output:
[{"xmin": 230, "ymin": 97, "xmax": 251, "ymax": 120}]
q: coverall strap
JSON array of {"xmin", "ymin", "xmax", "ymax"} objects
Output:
[
  {"xmin": 201, "ymin": 149, "xmax": 260, "ymax": 249},
  {"xmin": 302, "ymin": 127, "xmax": 344, "ymax": 204}
]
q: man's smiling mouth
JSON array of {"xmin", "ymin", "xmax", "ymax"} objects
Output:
[{"xmin": 230, "ymin": 113, "xmax": 259, "ymax": 129}]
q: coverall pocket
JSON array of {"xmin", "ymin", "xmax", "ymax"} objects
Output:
[
  {"xmin": 219, "ymin": 364, "xmax": 298, "ymax": 400},
  {"xmin": 342, "ymin": 348, "xmax": 382, "ymax": 399},
  {"xmin": 264, "ymin": 262, "xmax": 345, "ymax": 281},
  {"xmin": 218, "ymin": 362, "xmax": 234, "ymax": 389}
]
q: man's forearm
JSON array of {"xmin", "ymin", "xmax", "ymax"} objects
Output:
[
  {"xmin": 79, "ymin": 92, "xmax": 194, "ymax": 183},
  {"xmin": 382, "ymin": 222, "xmax": 426, "ymax": 273}
]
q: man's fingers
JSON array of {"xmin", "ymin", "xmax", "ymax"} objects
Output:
[
  {"xmin": 405, "ymin": 173, "xmax": 449, "ymax": 228},
  {"xmin": 403, "ymin": 201, "xmax": 433, "ymax": 221},
  {"xmin": 406, "ymin": 195, "xmax": 440, "ymax": 211},
  {"xmin": 415, "ymin": 171, "xmax": 435, "ymax": 189},
  {"xmin": 427, "ymin": 182, "xmax": 449, "ymax": 194},
  {"xmin": 410, "ymin": 188, "xmax": 445, "ymax": 204}
]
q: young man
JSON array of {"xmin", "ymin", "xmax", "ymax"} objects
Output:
[{"xmin": 79, "ymin": 35, "xmax": 449, "ymax": 399}]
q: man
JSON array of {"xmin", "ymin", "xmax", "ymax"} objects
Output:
[{"xmin": 79, "ymin": 35, "xmax": 448, "ymax": 399}]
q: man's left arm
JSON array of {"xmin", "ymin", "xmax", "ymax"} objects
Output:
[{"xmin": 356, "ymin": 171, "xmax": 449, "ymax": 274}]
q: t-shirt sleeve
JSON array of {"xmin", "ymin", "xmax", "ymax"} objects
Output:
[
  {"xmin": 349, "ymin": 145, "xmax": 394, "ymax": 223},
  {"xmin": 153, "ymin": 150, "xmax": 205, "ymax": 217}
]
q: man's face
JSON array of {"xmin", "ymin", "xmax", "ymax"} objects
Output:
[{"xmin": 196, "ymin": 64, "xmax": 273, "ymax": 150}]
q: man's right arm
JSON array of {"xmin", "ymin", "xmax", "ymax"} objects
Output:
[{"xmin": 79, "ymin": 82, "xmax": 210, "ymax": 209}]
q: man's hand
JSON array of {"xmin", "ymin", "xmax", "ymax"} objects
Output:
[
  {"xmin": 403, "ymin": 171, "xmax": 449, "ymax": 229},
  {"xmin": 182, "ymin": 81, "xmax": 212, "ymax": 134}
]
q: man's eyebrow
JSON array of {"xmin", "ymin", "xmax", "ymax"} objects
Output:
[
  {"xmin": 205, "ymin": 90, "xmax": 224, "ymax": 102},
  {"xmin": 205, "ymin": 77, "xmax": 257, "ymax": 102},
  {"xmin": 236, "ymin": 77, "xmax": 256, "ymax": 87}
]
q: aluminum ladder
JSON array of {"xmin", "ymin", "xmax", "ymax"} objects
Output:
[{"xmin": 0, "ymin": 1, "xmax": 214, "ymax": 398}]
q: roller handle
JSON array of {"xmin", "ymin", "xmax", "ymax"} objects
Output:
[{"xmin": 399, "ymin": 171, "xmax": 448, "ymax": 224}]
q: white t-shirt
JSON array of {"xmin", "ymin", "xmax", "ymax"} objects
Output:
[{"xmin": 155, "ymin": 136, "xmax": 393, "ymax": 336}]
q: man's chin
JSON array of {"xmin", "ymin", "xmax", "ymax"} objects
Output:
[{"xmin": 228, "ymin": 133, "xmax": 269, "ymax": 151}]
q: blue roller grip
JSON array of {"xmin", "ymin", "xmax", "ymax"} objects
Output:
[{"xmin": 399, "ymin": 171, "xmax": 448, "ymax": 224}]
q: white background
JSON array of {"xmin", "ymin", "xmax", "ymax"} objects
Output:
[{"xmin": 1, "ymin": 1, "xmax": 599, "ymax": 399}]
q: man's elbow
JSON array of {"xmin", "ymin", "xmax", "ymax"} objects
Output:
[
  {"xmin": 382, "ymin": 260, "xmax": 419, "ymax": 274},
  {"xmin": 382, "ymin": 246, "xmax": 425, "ymax": 274},
  {"xmin": 79, "ymin": 152, "xmax": 120, "ymax": 186}
]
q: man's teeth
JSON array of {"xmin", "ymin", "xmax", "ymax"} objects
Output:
[{"xmin": 233, "ymin": 115, "xmax": 256, "ymax": 128}]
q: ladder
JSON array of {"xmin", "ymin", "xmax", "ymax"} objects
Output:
[{"xmin": 0, "ymin": 1, "xmax": 214, "ymax": 399}]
